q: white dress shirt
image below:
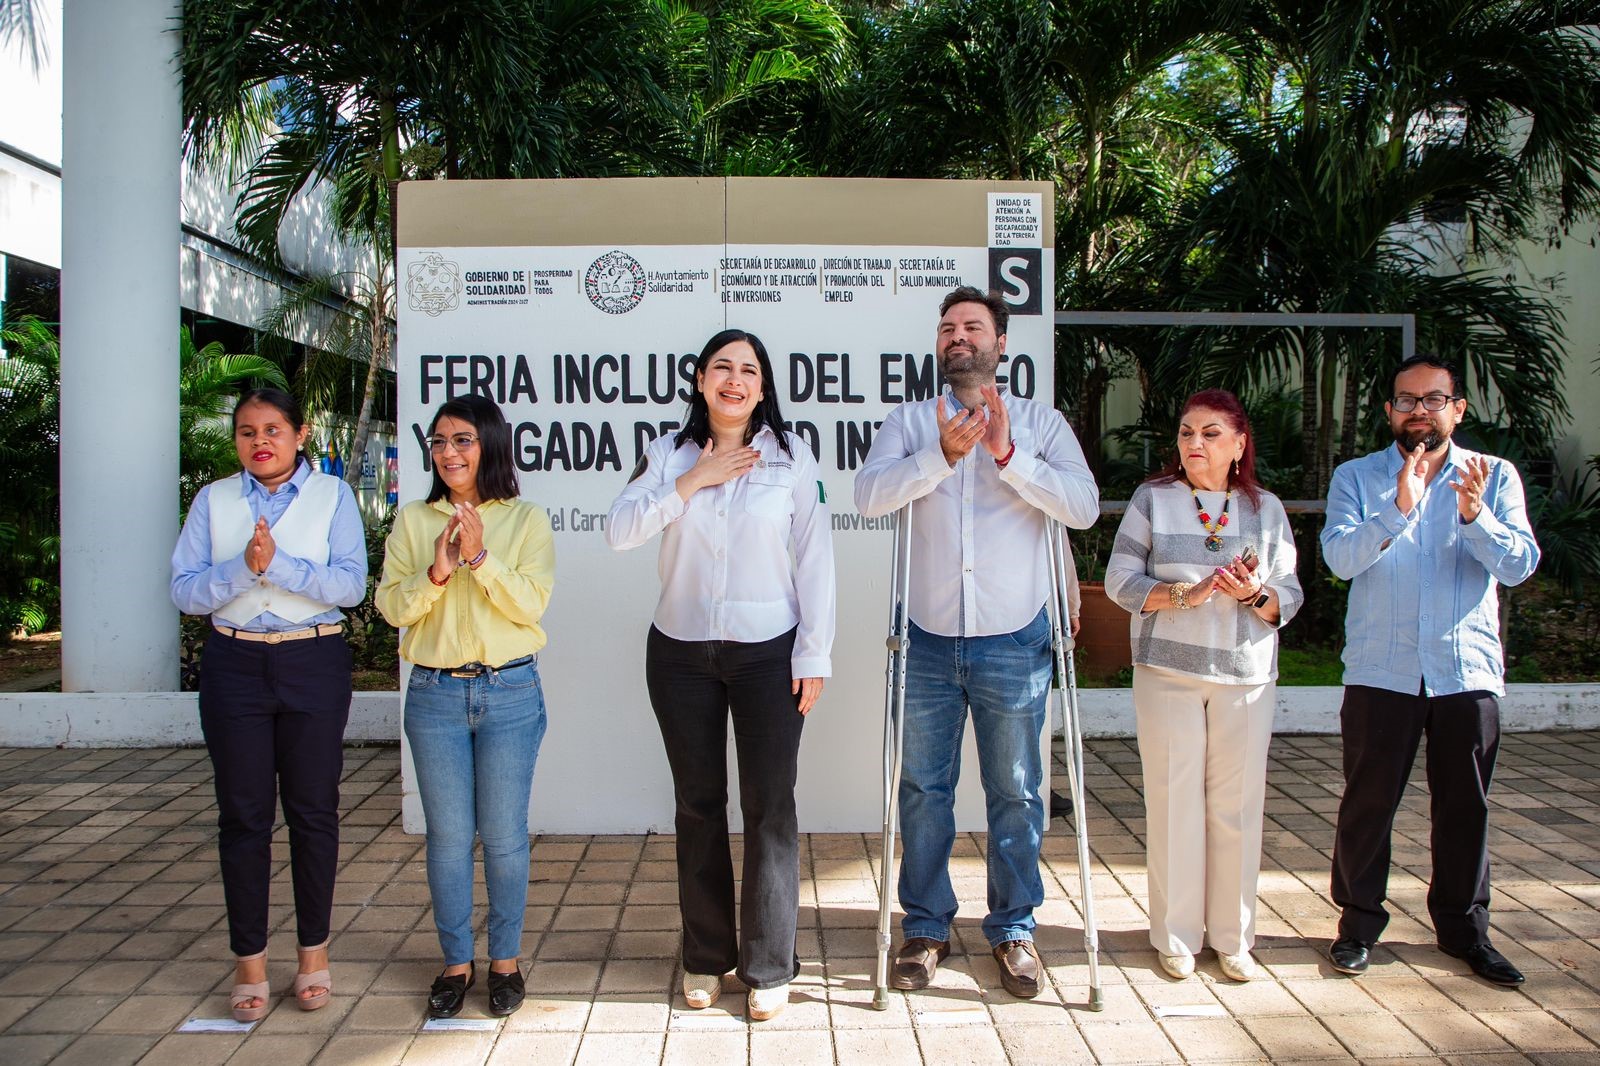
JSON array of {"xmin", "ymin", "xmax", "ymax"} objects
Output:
[
  {"xmin": 854, "ymin": 388, "xmax": 1099, "ymax": 637},
  {"xmin": 607, "ymin": 425, "xmax": 836, "ymax": 677}
]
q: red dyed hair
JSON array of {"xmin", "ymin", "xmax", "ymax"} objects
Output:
[{"xmin": 1146, "ymin": 388, "xmax": 1263, "ymax": 508}]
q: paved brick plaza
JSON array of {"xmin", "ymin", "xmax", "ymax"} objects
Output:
[{"xmin": 0, "ymin": 732, "xmax": 1596, "ymax": 1064}]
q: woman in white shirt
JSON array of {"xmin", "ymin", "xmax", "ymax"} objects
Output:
[
  {"xmin": 1103, "ymin": 389, "xmax": 1303, "ymax": 983},
  {"xmin": 607, "ymin": 328, "xmax": 835, "ymax": 1022}
]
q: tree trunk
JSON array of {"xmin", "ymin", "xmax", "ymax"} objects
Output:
[
  {"xmin": 1317, "ymin": 334, "xmax": 1339, "ymax": 493},
  {"xmin": 1339, "ymin": 337, "xmax": 1364, "ymax": 464},
  {"xmin": 344, "ymin": 248, "xmax": 390, "ymax": 491},
  {"xmin": 1299, "ymin": 327, "xmax": 1320, "ymax": 497}
]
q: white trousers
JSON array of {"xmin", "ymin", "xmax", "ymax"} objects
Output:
[{"xmin": 1133, "ymin": 665, "xmax": 1275, "ymax": 956}]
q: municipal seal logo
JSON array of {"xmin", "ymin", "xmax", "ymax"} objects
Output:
[
  {"xmin": 584, "ymin": 251, "xmax": 647, "ymax": 314},
  {"xmin": 406, "ymin": 253, "xmax": 462, "ymax": 316}
]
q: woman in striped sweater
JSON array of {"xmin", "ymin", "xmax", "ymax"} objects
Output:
[{"xmin": 1104, "ymin": 389, "xmax": 1303, "ymax": 983}]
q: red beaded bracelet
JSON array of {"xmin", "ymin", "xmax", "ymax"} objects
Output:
[
  {"xmin": 427, "ymin": 565, "xmax": 449, "ymax": 587},
  {"xmin": 995, "ymin": 439, "xmax": 1017, "ymax": 468}
]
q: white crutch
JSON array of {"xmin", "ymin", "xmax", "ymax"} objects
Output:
[
  {"xmin": 1044, "ymin": 517, "xmax": 1104, "ymax": 1010},
  {"xmin": 872, "ymin": 501, "xmax": 914, "ymax": 1011}
]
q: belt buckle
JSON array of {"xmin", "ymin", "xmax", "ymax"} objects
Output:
[
  {"xmin": 265, "ymin": 632, "xmax": 285, "ymax": 645},
  {"xmin": 449, "ymin": 663, "xmax": 483, "ymax": 678}
]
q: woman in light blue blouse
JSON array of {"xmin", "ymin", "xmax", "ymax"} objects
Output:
[{"xmin": 171, "ymin": 388, "xmax": 367, "ymax": 1022}]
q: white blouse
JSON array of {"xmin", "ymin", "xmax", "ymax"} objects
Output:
[{"xmin": 606, "ymin": 425, "xmax": 836, "ymax": 678}]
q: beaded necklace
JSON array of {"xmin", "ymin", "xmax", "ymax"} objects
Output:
[{"xmin": 1190, "ymin": 485, "xmax": 1231, "ymax": 551}]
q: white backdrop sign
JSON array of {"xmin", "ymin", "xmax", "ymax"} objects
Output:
[{"xmin": 396, "ymin": 178, "xmax": 1056, "ymax": 832}]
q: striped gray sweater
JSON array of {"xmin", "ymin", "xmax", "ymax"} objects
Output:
[{"xmin": 1104, "ymin": 481, "xmax": 1303, "ymax": 685}]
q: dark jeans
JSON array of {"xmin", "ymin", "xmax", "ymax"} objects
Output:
[
  {"xmin": 199, "ymin": 628, "xmax": 352, "ymax": 957},
  {"xmin": 1331, "ymin": 684, "xmax": 1500, "ymax": 950},
  {"xmin": 645, "ymin": 626, "xmax": 804, "ymax": 989}
]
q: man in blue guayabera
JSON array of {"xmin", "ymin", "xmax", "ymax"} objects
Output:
[{"xmin": 1319, "ymin": 355, "xmax": 1540, "ymax": 989}]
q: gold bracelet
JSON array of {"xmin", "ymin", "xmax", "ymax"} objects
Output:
[{"xmin": 1168, "ymin": 581, "xmax": 1193, "ymax": 610}]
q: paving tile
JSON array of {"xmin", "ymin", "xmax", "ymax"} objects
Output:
[
  {"xmin": 312, "ymin": 1033, "xmax": 414, "ymax": 1064},
  {"xmin": 1077, "ymin": 1019, "xmax": 1182, "ymax": 1064},
  {"xmin": 584, "ymin": 996, "xmax": 672, "ymax": 1032},
  {"xmin": 47, "ymin": 1034, "xmax": 159, "ymax": 1066},
  {"xmin": 486, "ymin": 1031, "xmax": 582, "ymax": 1065},
  {"xmin": 0, "ymin": 1035, "xmax": 77, "ymax": 1066},
  {"xmin": 1159, "ymin": 1016, "xmax": 1268, "ymax": 1062},
  {"xmin": 597, "ymin": 957, "xmax": 674, "ymax": 995},
  {"xmin": 833, "ymin": 1027, "xmax": 922, "ymax": 1065},
  {"xmin": 400, "ymin": 1031, "xmax": 497, "ymax": 1065},
  {"xmin": 662, "ymin": 1030, "xmax": 748, "ymax": 1066},
  {"xmin": 9, "ymin": 994, "xmax": 122, "ymax": 1034},
  {"xmin": 1239, "ymin": 1015, "xmax": 1347, "ymax": 1060},
  {"xmin": 343, "ymin": 993, "xmax": 427, "ymax": 1032},
  {"xmin": 916, "ymin": 1025, "xmax": 1009, "ymax": 1064},
  {"xmin": 750, "ymin": 1028, "xmax": 831, "ymax": 1066},
  {"xmin": 1320, "ymin": 1012, "xmax": 1435, "ymax": 1058},
  {"xmin": 226, "ymin": 1034, "xmax": 330, "ymax": 1066},
  {"xmin": 1398, "ymin": 1011, "xmax": 1516, "ymax": 1054},
  {"xmin": 995, "ymin": 1023, "xmax": 1095, "ymax": 1064},
  {"xmin": 526, "ymin": 960, "xmax": 602, "ymax": 994},
  {"xmin": 134, "ymin": 1033, "xmax": 243, "ymax": 1065},
  {"xmin": 572, "ymin": 1031, "xmax": 665, "ymax": 1066},
  {"xmin": 1476, "ymin": 1008, "xmax": 1599, "ymax": 1053},
  {"xmin": 90, "ymin": 992, "xmax": 205, "ymax": 1034}
]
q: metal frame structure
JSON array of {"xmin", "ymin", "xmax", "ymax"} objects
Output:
[{"xmin": 1054, "ymin": 310, "xmax": 1415, "ymax": 362}]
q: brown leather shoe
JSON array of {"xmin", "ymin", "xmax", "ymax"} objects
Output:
[
  {"xmin": 993, "ymin": 940, "xmax": 1041, "ymax": 998},
  {"xmin": 891, "ymin": 937, "xmax": 950, "ymax": 990}
]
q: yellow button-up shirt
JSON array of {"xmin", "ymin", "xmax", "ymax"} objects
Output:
[{"xmin": 375, "ymin": 497, "xmax": 555, "ymax": 669}]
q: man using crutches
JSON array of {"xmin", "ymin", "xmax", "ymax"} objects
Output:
[{"xmin": 854, "ymin": 286, "xmax": 1099, "ymax": 998}]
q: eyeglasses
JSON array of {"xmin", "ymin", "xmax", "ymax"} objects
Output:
[
  {"xmin": 425, "ymin": 433, "xmax": 479, "ymax": 452},
  {"xmin": 1391, "ymin": 393, "xmax": 1460, "ymax": 413}
]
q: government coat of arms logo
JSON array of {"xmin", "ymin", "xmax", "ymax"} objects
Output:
[
  {"xmin": 406, "ymin": 254, "xmax": 462, "ymax": 316},
  {"xmin": 584, "ymin": 251, "xmax": 647, "ymax": 314}
]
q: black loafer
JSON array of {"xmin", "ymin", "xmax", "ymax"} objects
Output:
[
  {"xmin": 1329, "ymin": 937, "xmax": 1369, "ymax": 975},
  {"xmin": 427, "ymin": 962, "xmax": 475, "ymax": 1018},
  {"xmin": 1440, "ymin": 943, "xmax": 1525, "ymax": 987},
  {"xmin": 487, "ymin": 966, "xmax": 526, "ymax": 1016}
]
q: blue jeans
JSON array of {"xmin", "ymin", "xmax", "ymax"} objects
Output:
[
  {"xmin": 899, "ymin": 608, "xmax": 1051, "ymax": 948},
  {"xmin": 404, "ymin": 659, "xmax": 547, "ymax": 964}
]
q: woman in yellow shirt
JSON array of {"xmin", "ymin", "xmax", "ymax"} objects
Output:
[{"xmin": 375, "ymin": 395, "xmax": 554, "ymax": 1019}]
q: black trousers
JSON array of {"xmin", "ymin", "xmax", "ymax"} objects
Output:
[
  {"xmin": 1330, "ymin": 684, "xmax": 1499, "ymax": 950},
  {"xmin": 198, "ymin": 628, "xmax": 352, "ymax": 957},
  {"xmin": 645, "ymin": 626, "xmax": 804, "ymax": 989}
]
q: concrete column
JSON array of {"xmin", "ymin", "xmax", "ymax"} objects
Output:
[{"xmin": 60, "ymin": 0, "xmax": 181, "ymax": 691}]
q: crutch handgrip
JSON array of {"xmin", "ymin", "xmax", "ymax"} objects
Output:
[{"xmin": 885, "ymin": 635, "xmax": 908, "ymax": 652}]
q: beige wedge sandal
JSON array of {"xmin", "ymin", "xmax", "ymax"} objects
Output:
[
  {"xmin": 293, "ymin": 941, "xmax": 332, "ymax": 1011},
  {"xmin": 230, "ymin": 950, "xmax": 270, "ymax": 1023}
]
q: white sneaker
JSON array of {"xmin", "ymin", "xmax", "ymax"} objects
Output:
[
  {"xmin": 746, "ymin": 982, "xmax": 789, "ymax": 1021},
  {"xmin": 1159, "ymin": 952, "xmax": 1195, "ymax": 979},
  {"xmin": 1217, "ymin": 951, "xmax": 1258, "ymax": 982},
  {"xmin": 682, "ymin": 972, "xmax": 722, "ymax": 1009}
]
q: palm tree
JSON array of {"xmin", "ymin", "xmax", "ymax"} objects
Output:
[
  {"xmin": 183, "ymin": 0, "xmax": 678, "ymax": 492},
  {"xmin": 0, "ymin": 316, "xmax": 60, "ymax": 637},
  {"xmin": 650, "ymin": 0, "xmax": 852, "ymax": 176},
  {"xmin": 1149, "ymin": 0, "xmax": 1600, "ymax": 494},
  {"xmin": 0, "ymin": 0, "xmax": 44, "ymax": 71},
  {"xmin": 179, "ymin": 326, "xmax": 289, "ymax": 510},
  {"xmin": 847, "ymin": 0, "xmax": 1244, "ymax": 465}
]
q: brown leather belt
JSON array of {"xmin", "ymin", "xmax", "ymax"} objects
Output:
[{"xmin": 213, "ymin": 622, "xmax": 343, "ymax": 644}]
